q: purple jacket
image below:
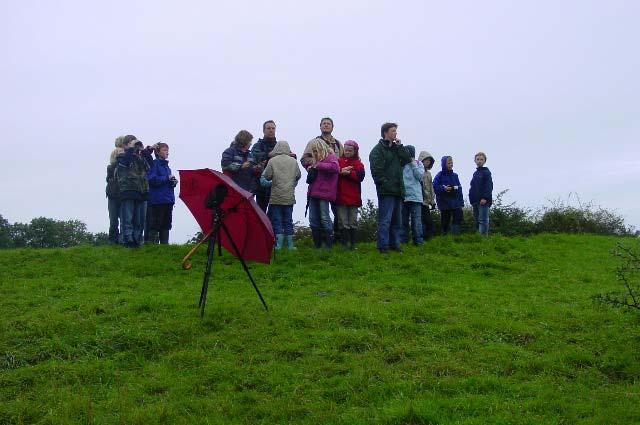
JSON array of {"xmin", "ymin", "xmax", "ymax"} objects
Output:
[{"xmin": 308, "ymin": 154, "xmax": 340, "ymax": 201}]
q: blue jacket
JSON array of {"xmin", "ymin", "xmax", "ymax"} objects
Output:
[
  {"xmin": 221, "ymin": 143, "xmax": 259, "ymax": 193},
  {"xmin": 469, "ymin": 166, "xmax": 493, "ymax": 206},
  {"xmin": 402, "ymin": 145, "xmax": 425, "ymax": 203},
  {"xmin": 147, "ymin": 159, "xmax": 175, "ymax": 205},
  {"xmin": 433, "ymin": 156, "xmax": 464, "ymax": 210}
]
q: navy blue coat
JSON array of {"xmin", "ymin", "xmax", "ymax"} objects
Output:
[
  {"xmin": 147, "ymin": 159, "xmax": 175, "ymax": 205},
  {"xmin": 221, "ymin": 143, "xmax": 259, "ymax": 193},
  {"xmin": 433, "ymin": 156, "xmax": 464, "ymax": 210},
  {"xmin": 469, "ymin": 166, "xmax": 493, "ymax": 206}
]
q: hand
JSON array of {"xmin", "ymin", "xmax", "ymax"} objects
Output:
[
  {"xmin": 241, "ymin": 161, "xmax": 251, "ymax": 169},
  {"xmin": 445, "ymin": 185, "xmax": 453, "ymax": 192},
  {"xmin": 340, "ymin": 168, "xmax": 350, "ymax": 175},
  {"xmin": 480, "ymin": 199, "xmax": 487, "ymax": 206},
  {"xmin": 289, "ymin": 153, "xmax": 297, "ymax": 159},
  {"xmin": 169, "ymin": 174, "xmax": 175, "ymax": 180}
]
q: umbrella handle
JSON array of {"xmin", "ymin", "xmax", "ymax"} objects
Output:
[{"xmin": 182, "ymin": 228, "xmax": 216, "ymax": 270}]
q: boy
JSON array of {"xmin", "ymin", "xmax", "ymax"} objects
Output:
[
  {"xmin": 147, "ymin": 142, "xmax": 177, "ymax": 244},
  {"xmin": 469, "ymin": 152, "xmax": 493, "ymax": 235},
  {"xmin": 418, "ymin": 151, "xmax": 436, "ymax": 240},
  {"xmin": 401, "ymin": 145, "xmax": 424, "ymax": 245}
]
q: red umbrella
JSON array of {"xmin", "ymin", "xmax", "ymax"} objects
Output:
[{"xmin": 179, "ymin": 168, "xmax": 274, "ymax": 264}]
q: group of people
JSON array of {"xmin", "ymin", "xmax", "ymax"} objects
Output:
[
  {"xmin": 106, "ymin": 135, "xmax": 176, "ymax": 247},
  {"xmin": 221, "ymin": 118, "xmax": 494, "ymax": 254}
]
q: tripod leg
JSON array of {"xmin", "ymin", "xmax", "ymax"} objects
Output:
[
  {"xmin": 199, "ymin": 231, "xmax": 217, "ymax": 316},
  {"xmin": 221, "ymin": 223, "xmax": 269, "ymax": 311}
]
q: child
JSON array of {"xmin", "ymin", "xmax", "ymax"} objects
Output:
[
  {"xmin": 147, "ymin": 142, "xmax": 177, "ymax": 244},
  {"xmin": 401, "ymin": 145, "xmax": 425, "ymax": 245},
  {"xmin": 469, "ymin": 152, "xmax": 493, "ymax": 235},
  {"xmin": 305, "ymin": 139, "xmax": 340, "ymax": 248},
  {"xmin": 433, "ymin": 156, "xmax": 464, "ymax": 235},
  {"xmin": 261, "ymin": 141, "xmax": 301, "ymax": 250},
  {"xmin": 418, "ymin": 151, "xmax": 436, "ymax": 240},
  {"xmin": 117, "ymin": 137, "xmax": 153, "ymax": 247},
  {"xmin": 335, "ymin": 140, "xmax": 366, "ymax": 250},
  {"xmin": 106, "ymin": 136, "xmax": 125, "ymax": 244}
]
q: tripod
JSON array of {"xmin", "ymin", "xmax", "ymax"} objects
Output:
[{"xmin": 198, "ymin": 205, "xmax": 269, "ymax": 317}]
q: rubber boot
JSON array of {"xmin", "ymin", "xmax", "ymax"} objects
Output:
[
  {"xmin": 275, "ymin": 234, "xmax": 285, "ymax": 250},
  {"xmin": 311, "ymin": 229, "xmax": 322, "ymax": 248},
  {"xmin": 159, "ymin": 230, "xmax": 169, "ymax": 245},
  {"xmin": 286, "ymin": 235, "xmax": 297, "ymax": 250},
  {"xmin": 451, "ymin": 224, "xmax": 461, "ymax": 236},
  {"xmin": 148, "ymin": 229, "xmax": 160, "ymax": 245},
  {"xmin": 340, "ymin": 228, "xmax": 349, "ymax": 250},
  {"xmin": 349, "ymin": 229, "xmax": 357, "ymax": 250},
  {"xmin": 323, "ymin": 230, "xmax": 333, "ymax": 249}
]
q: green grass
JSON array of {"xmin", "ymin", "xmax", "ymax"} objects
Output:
[{"xmin": 1, "ymin": 234, "xmax": 639, "ymax": 424}]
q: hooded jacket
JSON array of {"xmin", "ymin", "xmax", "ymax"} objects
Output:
[
  {"xmin": 433, "ymin": 156, "xmax": 464, "ymax": 210},
  {"xmin": 262, "ymin": 141, "xmax": 301, "ymax": 206},
  {"xmin": 369, "ymin": 140, "xmax": 412, "ymax": 197},
  {"xmin": 147, "ymin": 158, "xmax": 175, "ymax": 205},
  {"xmin": 469, "ymin": 166, "xmax": 493, "ymax": 206},
  {"xmin": 116, "ymin": 148, "xmax": 152, "ymax": 200},
  {"xmin": 221, "ymin": 142, "xmax": 259, "ymax": 193},
  {"xmin": 402, "ymin": 145, "xmax": 425, "ymax": 203},
  {"xmin": 336, "ymin": 156, "xmax": 366, "ymax": 207},
  {"xmin": 418, "ymin": 151, "xmax": 436, "ymax": 206},
  {"xmin": 308, "ymin": 153, "xmax": 340, "ymax": 201}
]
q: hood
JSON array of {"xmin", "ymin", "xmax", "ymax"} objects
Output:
[
  {"xmin": 440, "ymin": 155, "xmax": 452, "ymax": 172},
  {"xmin": 405, "ymin": 145, "xmax": 416, "ymax": 158},
  {"xmin": 271, "ymin": 141, "xmax": 291, "ymax": 156},
  {"xmin": 418, "ymin": 151, "xmax": 434, "ymax": 162}
]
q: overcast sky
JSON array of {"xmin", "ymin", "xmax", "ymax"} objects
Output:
[{"xmin": 2, "ymin": 0, "xmax": 639, "ymax": 242}]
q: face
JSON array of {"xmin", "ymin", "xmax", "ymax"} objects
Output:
[
  {"xmin": 446, "ymin": 158, "xmax": 454, "ymax": 171},
  {"xmin": 344, "ymin": 145, "xmax": 355, "ymax": 158},
  {"xmin": 422, "ymin": 158, "xmax": 434, "ymax": 170},
  {"xmin": 384, "ymin": 127, "xmax": 397, "ymax": 141},
  {"xmin": 158, "ymin": 146, "xmax": 169, "ymax": 159},
  {"xmin": 475, "ymin": 155, "xmax": 486, "ymax": 167},
  {"xmin": 320, "ymin": 119, "xmax": 333, "ymax": 134},
  {"xmin": 263, "ymin": 122, "xmax": 276, "ymax": 139}
]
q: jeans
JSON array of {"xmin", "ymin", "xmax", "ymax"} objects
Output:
[
  {"xmin": 308, "ymin": 197, "xmax": 333, "ymax": 233},
  {"xmin": 441, "ymin": 208, "xmax": 463, "ymax": 235},
  {"xmin": 120, "ymin": 199, "xmax": 147, "ymax": 244},
  {"xmin": 401, "ymin": 201, "xmax": 423, "ymax": 244},
  {"xmin": 377, "ymin": 195, "xmax": 403, "ymax": 250},
  {"xmin": 108, "ymin": 197, "xmax": 121, "ymax": 244},
  {"xmin": 421, "ymin": 204, "xmax": 435, "ymax": 240},
  {"xmin": 269, "ymin": 204, "xmax": 294, "ymax": 235},
  {"xmin": 472, "ymin": 203, "xmax": 490, "ymax": 235},
  {"xmin": 336, "ymin": 205, "xmax": 358, "ymax": 230}
]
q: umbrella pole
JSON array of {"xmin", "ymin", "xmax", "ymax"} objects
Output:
[
  {"xmin": 199, "ymin": 225, "xmax": 218, "ymax": 316},
  {"xmin": 220, "ymin": 222, "xmax": 269, "ymax": 312}
]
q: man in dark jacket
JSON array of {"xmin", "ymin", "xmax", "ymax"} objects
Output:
[
  {"xmin": 251, "ymin": 120, "xmax": 278, "ymax": 212},
  {"xmin": 469, "ymin": 152, "xmax": 493, "ymax": 235},
  {"xmin": 369, "ymin": 122, "xmax": 411, "ymax": 253}
]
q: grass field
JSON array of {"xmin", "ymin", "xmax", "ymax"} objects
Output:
[{"xmin": 1, "ymin": 234, "xmax": 639, "ymax": 424}]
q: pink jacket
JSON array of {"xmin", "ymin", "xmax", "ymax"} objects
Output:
[{"xmin": 308, "ymin": 154, "xmax": 340, "ymax": 201}]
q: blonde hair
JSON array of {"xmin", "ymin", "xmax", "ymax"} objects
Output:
[
  {"xmin": 310, "ymin": 139, "xmax": 331, "ymax": 163},
  {"xmin": 475, "ymin": 152, "xmax": 487, "ymax": 161},
  {"xmin": 109, "ymin": 148, "xmax": 121, "ymax": 164},
  {"xmin": 114, "ymin": 136, "xmax": 125, "ymax": 148}
]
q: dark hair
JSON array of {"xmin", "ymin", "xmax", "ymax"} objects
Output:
[
  {"xmin": 380, "ymin": 122, "xmax": 398, "ymax": 138},
  {"xmin": 123, "ymin": 135, "xmax": 137, "ymax": 145},
  {"xmin": 320, "ymin": 117, "xmax": 334, "ymax": 126},
  {"xmin": 263, "ymin": 120, "xmax": 276, "ymax": 130}
]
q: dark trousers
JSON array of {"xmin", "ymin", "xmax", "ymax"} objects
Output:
[
  {"xmin": 421, "ymin": 205, "xmax": 435, "ymax": 240},
  {"xmin": 108, "ymin": 197, "xmax": 120, "ymax": 244},
  {"xmin": 441, "ymin": 208, "xmax": 463, "ymax": 235},
  {"xmin": 256, "ymin": 192, "xmax": 270, "ymax": 213},
  {"xmin": 148, "ymin": 203, "xmax": 174, "ymax": 244}
]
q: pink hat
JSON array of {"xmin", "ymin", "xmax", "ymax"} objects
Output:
[{"xmin": 344, "ymin": 140, "xmax": 359, "ymax": 151}]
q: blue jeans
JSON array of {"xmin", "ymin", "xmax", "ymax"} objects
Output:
[
  {"xmin": 377, "ymin": 195, "xmax": 403, "ymax": 250},
  {"xmin": 401, "ymin": 201, "xmax": 423, "ymax": 244},
  {"xmin": 308, "ymin": 197, "xmax": 333, "ymax": 233},
  {"xmin": 269, "ymin": 204, "xmax": 294, "ymax": 235},
  {"xmin": 120, "ymin": 199, "xmax": 147, "ymax": 244},
  {"xmin": 473, "ymin": 203, "xmax": 490, "ymax": 235},
  {"xmin": 108, "ymin": 197, "xmax": 121, "ymax": 244}
]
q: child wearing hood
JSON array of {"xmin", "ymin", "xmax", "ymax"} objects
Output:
[
  {"xmin": 469, "ymin": 152, "xmax": 493, "ymax": 235},
  {"xmin": 433, "ymin": 156, "xmax": 464, "ymax": 235},
  {"xmin": 401, "ymin": 145, "xmax": 425, "ymax": 245},
  {"xmin": 305, "ymin": 139, "xmax": 340, "ymax": 248},
  {"xmin": 261, "ymin": 141, "xmax": 301, "ymax": 250},
  {"xmin": 418, "ymin": 151, "xmax": 436, "ymax": 240},
  {"xmin": 147, "ymin": 142, "xmax": 177, "ymax": 244},
  {"xmin": 335, "ymin": 140, "xmax": 366, "ymax": 250}
]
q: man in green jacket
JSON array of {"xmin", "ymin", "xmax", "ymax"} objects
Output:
[{"xmin": 369, "ymin": 122, "xmax": 411, "ymax": 253}]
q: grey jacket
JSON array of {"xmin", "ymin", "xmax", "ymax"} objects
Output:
[
  {"xmin": 418, "ymin": 151, "xmax": 436, "ymax": 206},
  {"xmin": 263, "ymin": 141, "xmax": 301, "ymax": 205}
]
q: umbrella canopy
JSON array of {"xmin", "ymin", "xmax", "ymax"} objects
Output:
[{"xmin": 179, "ymin": 169, "xmax": 274, "ymax": 264}]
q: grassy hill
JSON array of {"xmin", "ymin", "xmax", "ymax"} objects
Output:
[{"xmin": 1, "ymin": 235, "xmax": 639, "ymax": 424}]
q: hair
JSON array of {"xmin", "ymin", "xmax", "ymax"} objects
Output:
[
  {"xmin": 155, "ymin": 142, "xmax": 169, "ymax": 156},
  {"xmin": 342, "ymin": 140, "xmax": 360, "ymax": 159},
  {"xmin": 475, "ymin": 152, "xmax": 487, "ymax": 161},
  {"xmin": 310, "ymin": 139, "xmax": 331, "ymax": 163},
  {"xmin": 234, "ymin": 130, "xmax": 253, "ymax": 147},
  {"xmin": 320, "ymin": 117, "xmax": 334, "ymax": 127},
  {"xmin": 380, "ymin": 122, "xmax": 398, "ymax": 138},
  {"xmin": 263, "ymin": 120, "xmax": 276, "ymax": 130},
  {"xmin": 123, "ymin": 135, "xmax": 137, "ymax": 145},
  {"xmin": 109, "ymin": 148, "xmax": 119, "ymax": 164},
  {"xmin": 114, "ymin": 136, "xmax": 125, "ymax": 148}
]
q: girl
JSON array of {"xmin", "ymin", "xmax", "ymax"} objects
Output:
[
  {"xmin": 335, "ymin": 140, "xmax": 365, "ymax": 249},
  {"xmin": 433, "ymin": 156, "xmax": 464, "ymax": 235},
  {"xmin": 306, "ymin": 139, "xmax": 340, "ymax": 248}
]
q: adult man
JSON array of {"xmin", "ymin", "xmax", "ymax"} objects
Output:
[
  {"xmin": 251, "ymin": 120, "xmax": 278, "ymax": 212},
  {"xmin": 301, "ymin": 117, "xmax": 343, "ymax": 167},
  {"xmin": 369, "ymin": 122, "xmax": 411, "ymax": 254}
]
